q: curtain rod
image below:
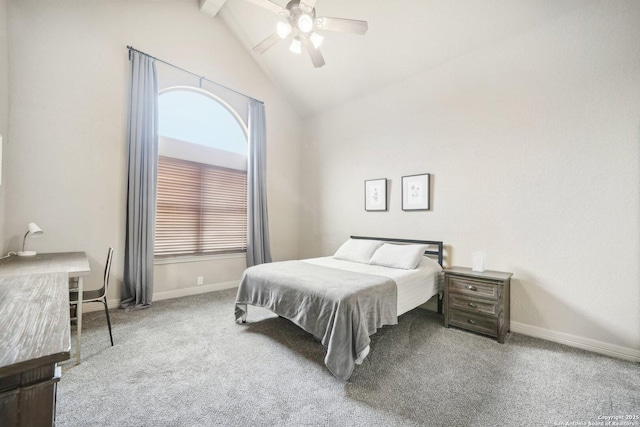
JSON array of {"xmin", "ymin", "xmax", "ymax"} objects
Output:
[{"xmin": 127, "ymin": 45, "xmax": 264, "ymax": 104}]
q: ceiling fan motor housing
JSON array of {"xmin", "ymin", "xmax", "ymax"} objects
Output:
[{"xmin": 286, "ymin": 0, "xmax": 316, "ymax": 34}]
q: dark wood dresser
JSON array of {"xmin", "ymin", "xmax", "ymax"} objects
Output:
[
  {"xmin": 443, "ymin": 266, "xmax": 513, "ymax": 343},
  {"xmin": 0, "ymin": 272, "xmax": 71, "ymax": 426}
]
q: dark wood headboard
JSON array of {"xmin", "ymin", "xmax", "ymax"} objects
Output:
[{"xmin": 350, "ymin": 236, "xmax": 444, "ymax": 267}]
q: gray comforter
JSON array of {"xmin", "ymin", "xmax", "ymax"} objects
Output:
[{"xmin": 235, "ymin": 260, "xmax": 398, "ymax": 380}]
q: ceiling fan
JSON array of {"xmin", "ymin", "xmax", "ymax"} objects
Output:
[{"xmin": 247, "ymin": 0, "xmax": 368, "ymax": 68}]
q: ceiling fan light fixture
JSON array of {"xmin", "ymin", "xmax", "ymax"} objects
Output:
[
  {"xmin": 309, "ymin": 32, "xmax": 323, "ymax": 49},
  {"xmin": 289, "ymin": 37, "xmax": 302, "ymax": 54},
  {"xmin": 246, "ymin": 0, "xmax": 369, "ymax": 67},
  {"xmin": 297, "ymin": 13, "xmax": 314, "ymax": 33},
  {"xmin": 276, "ymin": 21, "xmax": 292, "ymax": 39}
]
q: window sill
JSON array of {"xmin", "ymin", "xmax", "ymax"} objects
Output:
[{"xmin": 154, "ymin": 252, "xmax": 246, "ymax": 265}]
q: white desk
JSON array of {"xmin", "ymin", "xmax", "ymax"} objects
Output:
[{"xmin": 0, "ymin": 252, "xmax": 91, "ymax": 364}]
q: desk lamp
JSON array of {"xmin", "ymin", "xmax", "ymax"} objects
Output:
[{"xmin": 18, "ymin": 223, "xmax": 43, "ymax": 257}]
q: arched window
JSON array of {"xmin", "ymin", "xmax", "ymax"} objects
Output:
[
  {"xmin": 155, "ymin": 88, "xmax": 248, "ymax": 257},
  {"xmin": 158, "ymin": 89, "xmax": 247, "ymax": 155}
]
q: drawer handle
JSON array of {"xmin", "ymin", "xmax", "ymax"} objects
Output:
[
  {"xmin": 468, "ymin": 302, "xmax": 477, "ymax": 308},
  {"xmin": 467, "ymin": 319, "xmax": 476, "ymax": 324},
  {"xmin": 467, "ymin": 285, "xmax": 477, "ymax": 291}
]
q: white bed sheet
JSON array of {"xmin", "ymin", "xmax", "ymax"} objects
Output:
[{"xmin": 302, "ymin": 256, "xmax": 443, "ymax": 315}]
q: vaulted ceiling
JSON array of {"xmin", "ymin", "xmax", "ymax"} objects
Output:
[{"xmin": 210, "ymin": 0, "xmax": 592, "ymax": 118}]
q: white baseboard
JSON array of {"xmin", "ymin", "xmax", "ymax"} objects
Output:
[
  {"xmin": 82, "ymin": 281, "xmax": 239, "ymax": 313},
  {"xmin": 152, "ymin": 280, "xmax": 239, "ymax": 302},
  {"xmin": 510, "ymin": 321, "xmax": 640, "ymax": 363}
]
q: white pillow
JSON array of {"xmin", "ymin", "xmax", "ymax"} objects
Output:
[
  {"xmin": 417, "ymin": 255, "xmax": 443, "ymax": 271},
  {"xmin": 333, "ymin": 239, "xmax": 384, "ymax": 264},
  {"xmin": 369, "ymin": 243, "xmax": 429, "ymax": 270}
]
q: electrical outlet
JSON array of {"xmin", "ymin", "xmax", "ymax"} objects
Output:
[{"xmin": 197, "ymin": 276, "xmax": 204, "ymax": 286}]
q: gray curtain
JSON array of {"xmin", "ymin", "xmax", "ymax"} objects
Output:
[
  {"xmin": 247, "ymin": 99, "xmax": 272, "ymax": 267},
  {"xmin": 121, "ymin": 51, "xmax": 158, "ymax": 311}
]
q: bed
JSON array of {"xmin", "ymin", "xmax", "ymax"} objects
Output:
[{"xmin": 235, "ymin": 236, "xmax": 444, "ymax": 380}]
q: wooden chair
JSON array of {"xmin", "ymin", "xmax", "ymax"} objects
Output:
[{"xmin": 70, "ymin": 247, "xmax": 114, "ymax": 346}]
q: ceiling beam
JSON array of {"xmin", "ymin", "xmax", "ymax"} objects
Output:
[{"xmin": 199, "ymin": 0, "xmax": 227, "ymax": 18}]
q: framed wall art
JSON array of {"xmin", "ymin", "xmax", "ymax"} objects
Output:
[
  {"xmin": 365, "ymin": 178, "xmax": 387, "ymax": 211},
  {"xmin": 402, "ymin": 173, "xmax": 430, "ymax": 211}
]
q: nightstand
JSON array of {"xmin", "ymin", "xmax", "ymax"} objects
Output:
[{"xmin": 443, "ymin": 266, "xmax": 513, "ymax": 343}]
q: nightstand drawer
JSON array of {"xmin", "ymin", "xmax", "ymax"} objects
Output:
[
  {"xmin": 448, "ymin": 310, "xmax": 498, "ymax": 337},
  {"xmin": 449, "ymin": 294, "xmax": 498, "ymax": 317},
  {"xmin": 448, "ymin": 276, "xmax": 498, "ymax": 299}
]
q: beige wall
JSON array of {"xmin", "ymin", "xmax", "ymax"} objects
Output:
[
  {"xmin": 299, "ymin": 2, "xmax": 640, "ymax": 355},
  {"xmin": 0, "ymin": 0, "xmax": 8, "ymax": 246},
  {"xmin": 4, "ymin": 1, "xmax": 302, "ymax": 303}
]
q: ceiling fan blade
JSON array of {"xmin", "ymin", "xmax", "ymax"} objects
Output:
[
  {"xmin": 253, "ymin": 32, "xmax": 284, "ymax": 54},
  {"xmin": 246, "ymin": 0, "xmax": 289, "ymax": 16},
  {"xmin": 317, "ymin": 17, "xmax": 368, "ymax": 35},
  {"xmin": 301, "ymin": 37, "xmax": 325, "ymax": 68}
]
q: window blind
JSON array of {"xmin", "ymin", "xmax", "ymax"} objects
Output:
[{"xmin": 155, "ymin": 156, "xmax": 247, "ymax": 257}]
